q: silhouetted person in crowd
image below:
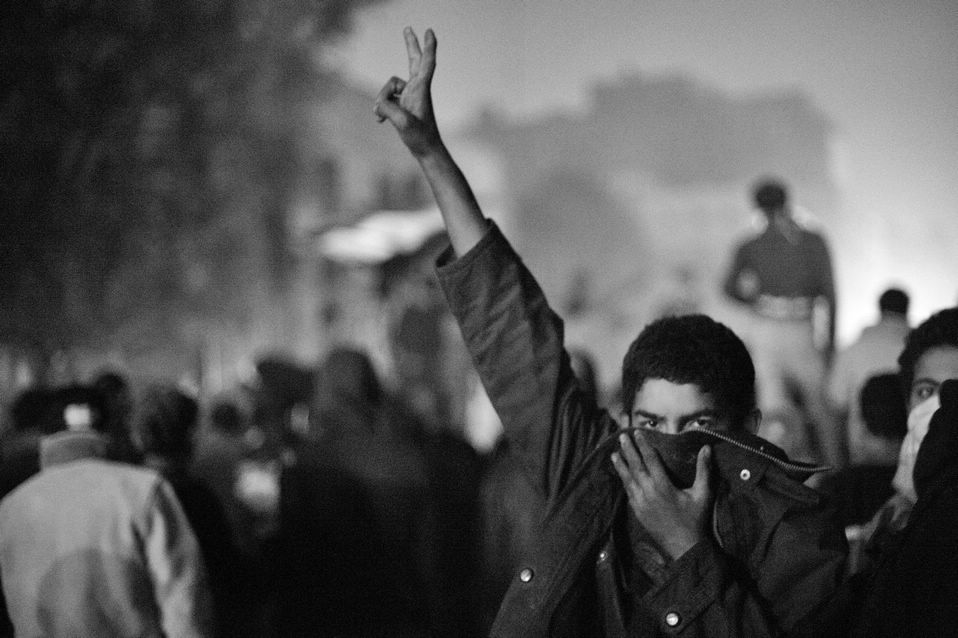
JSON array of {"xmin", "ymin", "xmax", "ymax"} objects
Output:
[
  {"xmin": 819, "ymin": 372, "xmax": 906, "ymax": 557},
  {"xmin": 723, "ymin": 177, "xmax": 842, "ymax": 467},
  {"xmin": 0, "ymin": 384, "xmax": 213, "ymax": 636},
  {"xmin": 828, "ymin": 287, "xmax": 911, "ymax": 466},
  {"xmin": 0, "ymin": 387, "xmax": 53, "ymax": 638},
  {"xmin": 132, "ymin": 383, "xmax": 257, "ymax": 637},
  {"xmin": 92, "ymin": 369, "xmax": 139, "ymax": 464},
  {"xmin": 375, "ymin": 27, "xmax": 846, "ymax": 636},
  {"xmin": 0, "ymin": 388, "xmax": 48, "ymax": 501},
  {"xmin": 274, "ymin": 347, "xmax": 439, "ymax": 637},
  {"xmin": 192, "ymin": 396, "xmax": 262, "ymax": 555}
]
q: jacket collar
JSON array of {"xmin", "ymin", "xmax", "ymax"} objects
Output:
[
  {"xmin": 39, "ymin": 431, "xmax": 109, "ymax": 469},
  {"xmin": 608, "ymin": 426, "xmax": 829, "ymax": 487}
]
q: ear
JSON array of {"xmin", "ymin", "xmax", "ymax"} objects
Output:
[{"xmin": 744, "ymin": 409, "xmax": 762, "ymax": 434}]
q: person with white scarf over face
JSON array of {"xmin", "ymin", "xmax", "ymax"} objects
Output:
[
  {"xmin": 853, "ymin": 307, "xmax": 958, "ymax": 544},
  {"xmin": 819, "ymin": 307, "xmax": 958, "ymax": 638}
]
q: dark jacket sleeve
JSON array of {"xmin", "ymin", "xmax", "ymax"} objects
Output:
[{"xmin": 436, "ymin": 221, "xmax": 616, "ymax": 500}]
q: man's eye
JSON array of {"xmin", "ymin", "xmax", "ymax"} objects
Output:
[
  {"xmin": 913, "ymin": 384, "xmax": 937, "ymax": 403},
  {"xmin": 637, "ymin": 418, "xmax": 658, "ymax": 429}
]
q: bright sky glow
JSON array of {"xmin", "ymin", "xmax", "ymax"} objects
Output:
[{"xmin": 329, "ymin": 0, "xmax": 958, "ymax": 341}]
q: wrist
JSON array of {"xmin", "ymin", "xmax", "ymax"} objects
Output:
[
  {"xmin": 413, "ymin": 138, "xmax": 448, "ymax": 163},
  {"xmin": 662, "ymin": 530, "xmax": 705, "ymax": 560}
]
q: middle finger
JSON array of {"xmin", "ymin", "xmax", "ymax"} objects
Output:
[
  {"xmin": 618, "ymin": 432, "xmax": 648, "ymax": 475},
  {"xmin": 404, "ymin": 27, "xmax": 423, "ymax": 77}
]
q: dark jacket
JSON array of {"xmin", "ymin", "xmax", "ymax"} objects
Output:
[{"xmin": 437, "ymin": 222, "xmax": 847, "ymax": 637}]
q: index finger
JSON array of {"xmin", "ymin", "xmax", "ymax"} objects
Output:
[
  {"xmin": 404, "ymin": 26, "xmax": 422, "ymax": 77},
  {"xmin": 632, "ymin": 429, "xmax": 670, "ymax": 485},
  {"xmin": 374, "ymin": 77, "xmax": 406, "ymax": 123}
]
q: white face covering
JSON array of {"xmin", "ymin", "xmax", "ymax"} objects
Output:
[{"xmin": 892, "ymin": 393, "xmax": 941, "ymax": 502}]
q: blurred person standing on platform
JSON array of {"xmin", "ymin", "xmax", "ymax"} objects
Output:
[
  {"xmin": 828, "ymin": 288, "xmax": 911, "ymax": 466},
  {"xmin": 723, "ymin": 178, "xmax": 842, "ymax": 467}
]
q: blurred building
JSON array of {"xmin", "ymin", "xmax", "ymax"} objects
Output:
[
  {"xmin": 459, "ymin": 73, "xmax": 839, "ymax": 386},
  {"xmin": 1, "ymin": 70, "xmax": 839, "ymax": 431}
]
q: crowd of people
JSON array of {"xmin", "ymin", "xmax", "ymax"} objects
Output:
[
  {"xmin": 0, "ymin": 25, "xmax": 956, "ymax": 638},
  {"xmin": 0, "ymin": 353, "xmax": 489, "ymax": 638}
]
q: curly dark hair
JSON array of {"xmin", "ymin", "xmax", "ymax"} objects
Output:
[
  {"xmin": 897, "ymin": 306, "xmax": 958, "ymax": 397},
  {"xmin": 620, "ymin": 314, "xmax": 756, "ymax": 429},
  {"xmin": 131, "ymin": 384, "xmax": 199, "ymax": 458}
]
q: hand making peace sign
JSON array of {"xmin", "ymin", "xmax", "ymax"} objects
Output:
[{"xmin": 374, "ymin": 27, "xmax": 442, "ymax": 158}]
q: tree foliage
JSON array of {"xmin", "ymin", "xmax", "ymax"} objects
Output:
[{"xmin": 0, "ymin": 0, "xmax": 384, "ymax": 365}]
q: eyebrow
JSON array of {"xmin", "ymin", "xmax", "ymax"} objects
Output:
[{"xmin": 632, "ymin": 408, "xmax": 724, "ymax": 422}]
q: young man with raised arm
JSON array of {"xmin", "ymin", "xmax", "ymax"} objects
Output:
[{"xmin": 375, "ymin": 27, "xmax": 846, "ymax": 638}]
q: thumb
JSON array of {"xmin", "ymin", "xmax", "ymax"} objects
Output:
[{"xmin": 690, "ymin": 444, "xmax": 713, "ymax": 501}]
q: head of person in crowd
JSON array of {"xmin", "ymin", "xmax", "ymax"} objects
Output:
[
  {"xmin": 7, "ymin": 388, "xmax": 51, "ymax": 435},
  {"xmin": 44, "ymin": 385, "xmax": 107, "ymax": 435},
  {"xmin": 91, "ymin": 370, "xmax": 138, "ymax": 461},
  {"xmin": 313, "ymin": 347, "xmax": 384, "ymax": 436},
  {"xmin": 620, "ymin": 314, "xmax": 759, "ymax": 435},
  {"xmin": 879, "ymin": 287, "xmax": 910, "ymax": 320},
  {"xmin": 208, "ymin": 397, "xmax": 249, "ymax": 437},
  {"xmin": 131, "ymin": 383, "xmax": 200, "ymax": 464},
  {"xmin": 30, "ymin": 385, "xmax": 110, "ymax": 466},
  {"xmin": 752, "ymin": 178, "xmax": 789, "ymax": 219},
  {"xmin": 859, "ymin": 373, "xmax": 908, "ymax": 442},
  {"xmin": 897, "ymin": 306, "xmax": 958, "ymax": 411},
  {"xmin": 91, "ymin": 371, "xmax": 132, "ymax": 423}
]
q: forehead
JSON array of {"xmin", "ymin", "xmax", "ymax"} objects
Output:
[
  {"xmin": 913, "ymin": 345, "xmax": 958, "ymax": 385},
  {"xmin": 632, "ymin": 378, "xmax": 717, "ymax": 414}
]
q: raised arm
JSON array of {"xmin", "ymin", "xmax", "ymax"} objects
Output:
[{"xmin": 374, "ymin": 27, "xmax": 486, "ymax": 257}]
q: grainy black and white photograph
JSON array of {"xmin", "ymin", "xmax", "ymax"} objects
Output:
[{"xmin": 2, "ymin": 1, "xmax": 957, "ymax": 636}]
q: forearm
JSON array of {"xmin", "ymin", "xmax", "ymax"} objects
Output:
[{"xmin": 417, "ymin": 144, "xmax": 487, "ymax": 257}]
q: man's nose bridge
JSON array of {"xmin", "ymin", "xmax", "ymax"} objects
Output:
[{"xmin": 663, "ymin": 419, "xmax": 682, "ymax": 435}]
